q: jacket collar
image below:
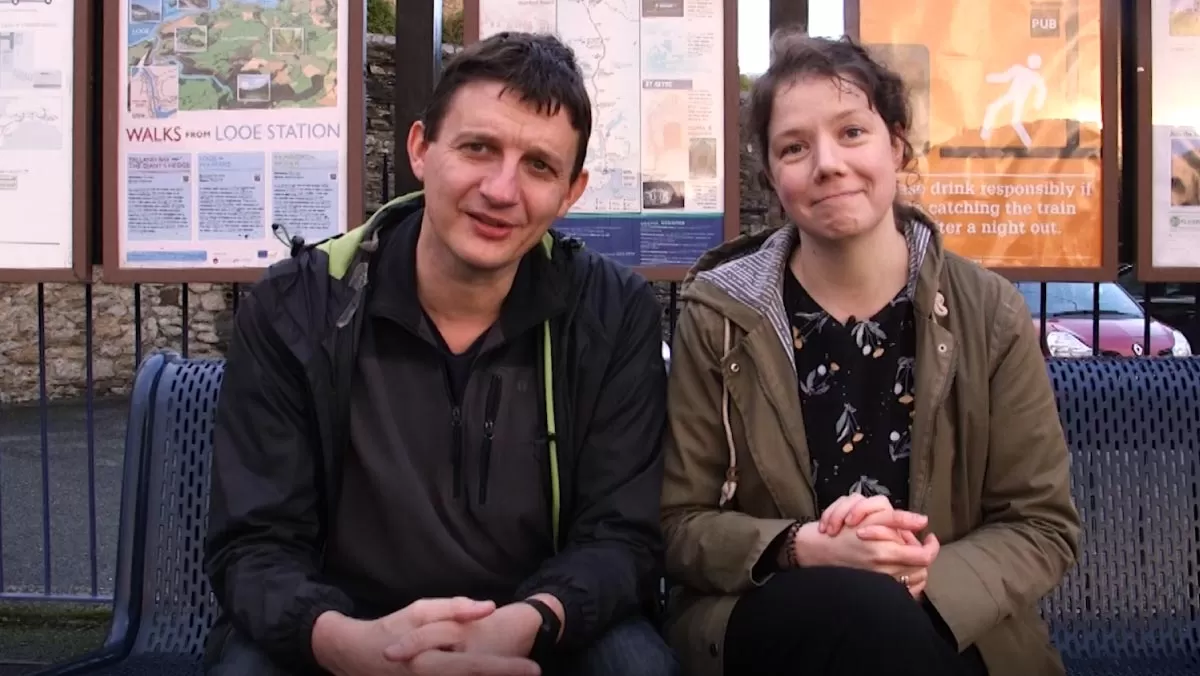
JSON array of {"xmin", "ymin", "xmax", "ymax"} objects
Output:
[
  {"xmin": 365, "ymin": 200, "xmax": 572, "ymax": 348},
  {"xmin": 909, "ymin": 211, "xmax": 947, "ymax": 323},
  {"xmin": 683, "ymin": 210, "xmax": 943, "ymax": 370}
]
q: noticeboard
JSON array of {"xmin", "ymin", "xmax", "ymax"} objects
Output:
[
  {"xmin": 0, "ymin": 0, "xmax": 93, "ymax": 283},
  {"xmin": 1135, "ymin": 0, "xmax": 1200, "ymax": 282},
  {"xmin": 845, "ymin": 0, "xmax": 1120, "ymax": 282},
  {"xmin": 101, "ymin": 0, "xmax": 366, "ymax": 284},
  {"xmin": 463, "ymin": 0, "xmax": 742, "ymax": 282}
]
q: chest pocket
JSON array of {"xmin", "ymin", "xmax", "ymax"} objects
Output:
[{"xmin": 467, "ymin": 320, "xmax": 563, "ymax": 553}]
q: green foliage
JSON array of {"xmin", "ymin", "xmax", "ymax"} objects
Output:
[
  {"xmin": 443, "ymin": 10, "xmax": 464, "ymax": 44},
  {"xmin": 364, "ymin": 0, "xmax": 463, "ymax": 45},
  {"xmin": 366, "ymin": 0, "xmax": 395, "ymax": 35},
  {"xmin": 739, "ymin": 73, "xmax": 754, "ymax": 92}
]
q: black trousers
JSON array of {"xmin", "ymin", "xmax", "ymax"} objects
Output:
[
  {"xmin": 724, "ymin": 566, "xmax": 988, "ymax": 676},
  {"xmin": 204, "ymin": 615, "xmax": 680, "ymax": 676},
  {"xmin": 204, "ymin": 620, "xmax": 291, "ymax": 676}
]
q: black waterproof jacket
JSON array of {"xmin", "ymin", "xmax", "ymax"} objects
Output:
[{"xmin": 203, "ymin": 192, "xmax": 669, "ymax": 673}]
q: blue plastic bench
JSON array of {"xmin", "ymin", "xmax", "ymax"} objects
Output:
[
  {"xmin": 1039, "ymin": 357, "xmax": 1200, "ymax": 675},
  {"xmin": 38, "ymin": 351, "xmax": 221, "ymax": 675},
  {"xmin": 35, "ymin": 353, "xmax": 1200, "ymax": 674}
]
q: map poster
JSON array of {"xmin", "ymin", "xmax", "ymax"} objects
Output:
[
  {"xmin": 1136, "ymin": 0, "xmax": 1200, "ymax": 281},
  {"xmin": 101, "ymin": 0, "xmax": 366, "ymax": 284},
  {"xmin": 464, "ymin": 0, "xmax": 741, "ymax": 281},
  {"xmin": 846, "ymin": 0, "xmax": 1120, "ymax": 281},
  {"xmin": 0, "ymin": 0, "xmax": 92, "ymax": 282}
]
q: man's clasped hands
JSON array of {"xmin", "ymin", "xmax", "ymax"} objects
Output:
[
  {"xmin": 312, "ymin": 593, "xmax": 551, "ymax": 676},
  {"xmin": 798, "ymin": 493, "xmax": 941, "ymax": 599},
  {"xmin": 310, "ymin": 493, "xmax": 936, "ymax": 676}
]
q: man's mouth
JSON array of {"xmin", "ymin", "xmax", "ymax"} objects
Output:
[{"xmin": 467, "ymin": 211, "xmax": 518, "ymax": 229}]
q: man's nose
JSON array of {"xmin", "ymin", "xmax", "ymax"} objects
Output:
[{"xmin": 478, "ymin": 157, "xmax": 521, "ymax": 206}]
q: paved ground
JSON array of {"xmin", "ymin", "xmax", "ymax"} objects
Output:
[
  {"xmin": 0, "ymin": 398, "xmax": 127, "ymax": 599},
  {"xmin": 0, "ymin": 398, "xmax": 129, "ymax": 666}
]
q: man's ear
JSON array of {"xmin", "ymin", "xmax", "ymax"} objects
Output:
[
  {"xmin": 407, "ymin": 121, "xmax": 429, "ymax": 183},
  {"xmin": 557, "ymin": 168, "xmax": 590, "ymax": 218}
]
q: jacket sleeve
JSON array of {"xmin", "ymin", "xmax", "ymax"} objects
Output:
[
  {"xmin": 659, "ymin": 301, "xmax": 796, "ymax": 596},
  {"xmin": 924, "ymin": 284, "xmax": 1082, "ymax": 650},
  {"xmin": 514, "ymin": 281, "xmax": 668, "ymax": 650},
  {"xmin": 204, "ymin": 280, "xmax": 355, "ymax": 673}
]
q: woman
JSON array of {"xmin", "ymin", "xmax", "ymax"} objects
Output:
[{"xmin": 659, "ymin": 32, "xmax": 1081, "ymax": 676}]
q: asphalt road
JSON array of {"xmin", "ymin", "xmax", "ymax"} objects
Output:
[{"xmin": 0, "ymin": 397, "xmax": 129, "ymax": 600}]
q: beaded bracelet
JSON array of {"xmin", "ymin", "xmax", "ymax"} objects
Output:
[{"xmin": 782, "ymin": 521, "xmax": 803, "ymax": 569}]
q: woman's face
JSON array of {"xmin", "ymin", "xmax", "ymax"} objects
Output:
[{"xmin": 765, "ymin": 75, "xmax": 903, "ymax": 243}]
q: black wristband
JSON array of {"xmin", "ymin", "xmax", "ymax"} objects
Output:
[{"xmin": 522, "ymin": 598, "xmax": 561, "ymax": 664}]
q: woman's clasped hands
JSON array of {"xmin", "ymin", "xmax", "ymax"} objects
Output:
[{"xmin": 794, "ymin": 493, "xmax": 940, "ymax": 599}]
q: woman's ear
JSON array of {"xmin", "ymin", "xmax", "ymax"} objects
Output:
[
  {"xmin": 757, "ymin": 166, "xmax": 774, "ymax": 192},
  {"xmin": 891, "ymin": 131, "xmax": 905, "ymax": 170}
]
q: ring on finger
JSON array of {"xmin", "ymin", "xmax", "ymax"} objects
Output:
[{"xmin": 898, "ymin": 574, "xmax": 910, "ymax": 587}]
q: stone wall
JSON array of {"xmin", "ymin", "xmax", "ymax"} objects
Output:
[{"xmin": 0, "ymin": 35, "xmax": 772, "ymax": 404}]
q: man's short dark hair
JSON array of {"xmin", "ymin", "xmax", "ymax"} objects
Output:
[{"xmin": 421, "ymin": 32, "xmax": 593, "ymax": 181}]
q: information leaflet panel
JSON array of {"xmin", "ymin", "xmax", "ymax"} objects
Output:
[
  {"xmin": 0, "ymin": 0, "xmax": 92, "ymax": 282},
  {"xmin": 103, "ymin": 0, "xmax": 365, "ymax": 283}
]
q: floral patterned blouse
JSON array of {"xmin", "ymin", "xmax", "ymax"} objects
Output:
[{"xmin": 782, "ymin": 268, "xmax": 917, "ymax": 512}]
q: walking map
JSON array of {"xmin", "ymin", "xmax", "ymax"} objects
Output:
[
  {"xmin": 115, "ymin": 0, "xmax": 355, "ymax": 276},
  {"xmin": 127, "ymin": 0, "xmax": 338, "ymax": 116}
]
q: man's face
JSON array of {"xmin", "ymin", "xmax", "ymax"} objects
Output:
[{"xmin": 408, "ymin": 80, "xmax": 589, "ymax": 274}]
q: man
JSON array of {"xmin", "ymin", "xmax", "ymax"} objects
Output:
[{"xmin": 204, "ymin": 32, "xmax": 676, "ymax": 676}]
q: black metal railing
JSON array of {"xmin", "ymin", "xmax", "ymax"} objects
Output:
[{"xmin": 0, "ymin": 155, "xmax": 1197, "ymax": 605}]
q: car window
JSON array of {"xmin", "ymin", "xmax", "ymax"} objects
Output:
[
  {"xmin": 1015, "ymin": 282, "xmax": 1145, "ymax": 318},
  {"xmin": 1118, "ymin": 270, "xmax": 1189, "ymax": 300}
]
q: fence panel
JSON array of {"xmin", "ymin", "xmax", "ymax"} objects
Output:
[{"xmin": 1, "ymin": 155, "xmax": 1197, "ymax": 604}]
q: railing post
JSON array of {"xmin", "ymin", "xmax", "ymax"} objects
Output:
[
  {"xmin": 770, "ymin": 0, "xmax": 809, "ymax": 34},
  {"xmin": 393, "ymin": 0, "xmax": 443, "ymax": 196}
]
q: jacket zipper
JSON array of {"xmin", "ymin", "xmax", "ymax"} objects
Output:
[
  {"xmin": 440, "ymin": 362, "xmax": 466, "ymax": 499},
  {"xmin": 451, "ymin": 406, "xmax": 464, "ymax": 498},
  {"xmin": 477, "ymin": 374, "xmax": 502, "ymax": 504}
]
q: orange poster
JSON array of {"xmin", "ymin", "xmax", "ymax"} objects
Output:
[{"xmin": 856, "ymin": 0, "xmax": 1105, "ymax": 270}]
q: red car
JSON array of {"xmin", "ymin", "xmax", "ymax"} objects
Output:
[{"xmin": 1013, "ymin": 281, "xmax": 1192, "ymax": 358}]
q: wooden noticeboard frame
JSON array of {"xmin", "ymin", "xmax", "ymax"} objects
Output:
[
  {"xmin": 99, "ymin": 0, "xmax": 366, "ymax": 284},
  {"xmin": 843, "ymin": 0, "xmax": 1121, "ymax": 283},
  {"xmin": 0, "ymin": 0, "xmax": 94, "ymax": 283},
  {"xmin": 1133, "ymin": 2, "xmax": 1200, "ymax": 282},
  {"xmin": 462, "ymin": 0, "xmax": 743, "ymax": 282}
]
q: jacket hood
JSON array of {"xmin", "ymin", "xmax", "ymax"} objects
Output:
[
  {"xmin": 684, "ymin": 207, "xmax": 944, "ymax": 300},
  {"xmin": 314, "ymin": 189, "xmax": 583, "ymax": 330},
  {"xmin": 679, "ymin": 207, "xmax": 945, "ymax": 373},
  {"xmin": 315, "ymin": 189, "xmax": 426, "ymax": 282},
  {"xmin": 682, "ymin": 227, "xmax": 779, "ymax": 286}
]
